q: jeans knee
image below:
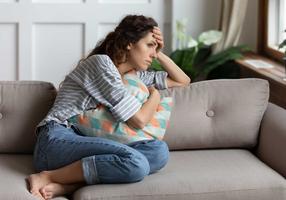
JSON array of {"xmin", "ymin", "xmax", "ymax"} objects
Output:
[
  {"xmin": 161, "ymin": 141, "xmax": 170, "ymax": 161},
  {"xmin": 127, "ymin": 153, "xmax": 150, "ymax": 182},
  {"xmin": 151, "ymin": 140, "xmax": 170, "ymax": 172}
]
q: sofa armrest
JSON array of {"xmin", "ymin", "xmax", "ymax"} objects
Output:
[{"xmin": 256, "ymin": 103, "xmax": 286, "ymax": 178}]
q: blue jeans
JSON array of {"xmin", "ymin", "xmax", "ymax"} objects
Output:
[{"xmin": 33, "ymin": 121, "xmax": 169, "ymax": 185}]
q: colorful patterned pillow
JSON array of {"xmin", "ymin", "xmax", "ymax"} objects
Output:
[{"xmin": 68, "ymin": 73, "xmax": 173, "ymax": 144}]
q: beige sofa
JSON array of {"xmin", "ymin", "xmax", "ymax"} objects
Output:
[{"xmin": 0, "ymin": 78, "xmax": 285, "ymax": 200}]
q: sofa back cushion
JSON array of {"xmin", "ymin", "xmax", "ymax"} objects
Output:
[
  {"xmin": 0, "ymin": 81, "xmax": 56, "ymax": 153},
  {"xmin": 160, "ymin": 78, "xmax": 269, "ymax": 150}
]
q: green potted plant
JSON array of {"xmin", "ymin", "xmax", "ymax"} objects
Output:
[
  {"xmin": 151, "ymin": 19, "xmax": 249, "ymax": 81},
  {"xmin": 278, "ymin": 29, "xmax": 286, "ymax": 81}
]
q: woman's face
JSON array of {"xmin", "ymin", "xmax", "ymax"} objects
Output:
[{"xmin": 127, "ymin": 31, "xmax": 158, "ymax": 71}]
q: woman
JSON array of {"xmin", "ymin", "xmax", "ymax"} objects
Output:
[{"xmin": 28, "ymin": 15, "xmax": 190, "ymax": 200}]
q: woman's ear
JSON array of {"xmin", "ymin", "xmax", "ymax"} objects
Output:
[{"xmin": 127, "ymin": 43, "xmax": 132, "ymax": 50}]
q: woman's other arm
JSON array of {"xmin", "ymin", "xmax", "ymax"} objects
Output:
[
  {"xmin": 157, "ymin": 51, "xmax": 191, "ymax": 87},
  {"xmin": 152, "ymin": 27, "xmax": 191, "ymax": 88},
  {"xmin": 127, "ymin": 86, "xmax": 160, "ymax": 129}
]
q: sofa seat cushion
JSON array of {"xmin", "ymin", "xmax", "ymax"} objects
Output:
[
  {"xmin": 73, "ymin": 149, "xmax": 286, "ymax": 200},
  {"xmin": 0, "ymin": 154, "xmax": 68, "ymax": 200}
]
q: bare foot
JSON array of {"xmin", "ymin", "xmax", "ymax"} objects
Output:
[
  {"xmin": 40, "ymin": 183, "xmax": 82, "ymax": 199},
  {"xmin": 33, "ymin": 192, "xmax": 45, "ymax": 200},
  {"xmin": 27, "ymin": 172, "xmax": 52, "ymax": 199}
]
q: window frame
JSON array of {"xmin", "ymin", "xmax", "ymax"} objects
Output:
[{"xmin": 258, "ymin": 0, "xmax": 284, "ymax": 62}]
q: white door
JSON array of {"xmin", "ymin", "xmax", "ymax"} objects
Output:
[{"xmin": 0, "ymin": 0, "xmax": 172, "ymax": 87}]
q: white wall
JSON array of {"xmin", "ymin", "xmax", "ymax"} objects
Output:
[
  {"xmin": 171, "ymin": 0, "xmax": 258, "ymax": 51},
  {"xmin": 172, "ymin": 0, "xmax": 222, "ymax": 49},
  {"xmin": 0, "ymin": 0, "xmax": 258, "ymax": 86},
  {"xmin": 0, "ymin": 0, "xmax": 171, "ymax": 87}
]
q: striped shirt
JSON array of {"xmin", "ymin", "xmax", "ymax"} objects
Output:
[{"xmin": 39, "ymin": 54, "xmax": 168, "ymax": 126}]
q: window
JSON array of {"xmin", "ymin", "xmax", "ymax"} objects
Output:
[{"xmin": 259, "ymin": 0, "xmax": 285, "ymax": 61}]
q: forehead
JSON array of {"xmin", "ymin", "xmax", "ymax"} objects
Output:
[{"xmin": 141, "ymin": 31, "xmax": 155, "ymax": 42}]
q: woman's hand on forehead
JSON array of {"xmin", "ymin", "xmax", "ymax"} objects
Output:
[{"xmin": 152, "ymin": 27, "xmax": 164, "ymax": 51}]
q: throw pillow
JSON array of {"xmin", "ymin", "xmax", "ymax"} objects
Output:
[{"xmin": 68, "ymin": 73, "xmax": 173, "ymax": 144}]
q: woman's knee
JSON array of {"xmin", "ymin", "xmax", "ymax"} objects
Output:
[
  {"xmin": 130, "ymin": 140, "xmax": 170, "ymax": 169},
  {"xmin": 148, "ymin": 140, "xmax": 170, "ymax": 172},
  {"xmin": 125, "ymin": 153, "xmax": 150, "ymax": 182},
  {"xmin": 148, "ymin": 140, "xmax": 169, "ymax": 158}
]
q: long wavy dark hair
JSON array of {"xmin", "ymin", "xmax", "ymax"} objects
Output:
[{"xmin": 86, "ymin": 15, "xmax": 158, "ymax": 66}]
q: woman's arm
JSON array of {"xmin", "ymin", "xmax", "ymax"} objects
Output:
[
  {"xmin": 152, "ymin": 27, "xmax": 191, "ymax": 88},
  {"xmin": 127, "ymin": 86, "xmax": 160, "ymax": 129},
  {"xmin": 157, "ymin": 51, "xmax": 191, "ymax": 87}
]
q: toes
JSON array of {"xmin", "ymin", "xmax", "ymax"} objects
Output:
[
  {"xmin": 39, "ymin": 187, "xmax": 45, "ymax": 194},
  {"xmin": 45, "ymin": 192, "xmax": 53, "ymax": 200},
  {"xmin": 40, "ymin": 188, "xmax": 47, "ymax": 198},
  {"xmin": 40, "ymin": 187, "xmax": 52, "ymax": 200},
  {"xmin": 34, "ymin": 192, "xmax": 45, "ymax": 200},
  {"xmin": 27, "ymin": 174, "xmax": 46, "ymax": 200},
  {"xmin": 28, "ymin": 174, "xmax": 39, "ymax": 193},
  {"xmin": 30, "ymin": 189, "xmax": 38, "ymax": 194},
  {"xmin": 44, "ymin": 192, "xmax": 52, "ymax": 200},
  {"xmin": 27, "ymin": 176, "xmax": 34, "ymax": 192},
  {"xmin": 31, "ymin": 189, "xmax": 42, "ymax": 198}
]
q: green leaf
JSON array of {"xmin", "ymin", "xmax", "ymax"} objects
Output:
[
  {"xmin": 207, "ymin": 45, "xmax": 249, "ymax": 63},
  {"xmin": 278, "ymin": 40, "xmax": 286, "ymax": 49},
  {"xmin": 181, "ymin": 48, "xmax": 197, "ymax": 70},
  {"xmin": 168, "ymin": 41, "xmax": 250, "ymax": 80},
  {"xmin": 170, "ymin": 48, "xmax": 196, "ymax": 69},
  {"xmin": 170, "ymin": 49, "xmax": 184, "ymax": 66},
  {"xmin": 193, "ymin": 46, "xmax": 212, "ymax": 67},
  {"xmin": 169, "ymin": 48, "xmax": 199, "ymax": 78},
  {"xmin": 201, "ymin": 52, "xmax": 243, "ymax": 75},
  {"xmin": 150, "ymin": 59, "xmax": 163, "ymax": 71},
  {"xmin": 199, "ymin": 46, "xmax": 248, "ymax": 76}
]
